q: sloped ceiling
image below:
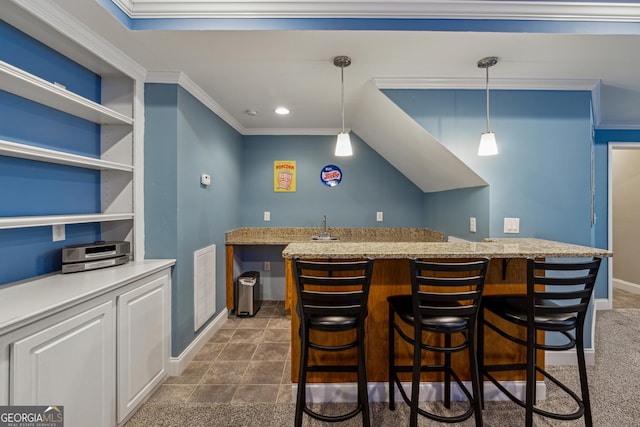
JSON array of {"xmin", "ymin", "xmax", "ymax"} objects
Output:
[{"xmin": 352, "ymin": 83, "xmax": 487, "ymax": 193}]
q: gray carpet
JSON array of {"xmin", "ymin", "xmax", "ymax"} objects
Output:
[{"xmin": 125, "ymin": 309, "xmax": 640, "ymax": 426}]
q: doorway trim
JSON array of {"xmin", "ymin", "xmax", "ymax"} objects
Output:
[{"xmin": 607, "ymin": 142, "xmax": 640, "ymax": 309}]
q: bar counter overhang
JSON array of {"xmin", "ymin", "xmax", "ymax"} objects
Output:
[{"xmin": 281, "ymin": 238, "xmax": 611, "ymax": 403}]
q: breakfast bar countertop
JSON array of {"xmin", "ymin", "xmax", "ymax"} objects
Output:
[
  {"xmin": 225, "ymin": 227, "xmax": 445, "ymax": 245},
  {"xmin": 281, "ymin": 238, "xmax": 612, "ymax": 259}
]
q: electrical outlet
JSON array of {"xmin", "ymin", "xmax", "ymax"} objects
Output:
[
  {"xmin": 263, "ymin": 261, "xmax": 271, "ymax": 271},
  {"xmin": 470, "ymin": 217, "xmax": 477, "ymax": 233},
  {"xmin": 264, "ymin": 211, "xmax": 270, "ymax": 221},
  {"xmin": 376, "ymin": 212, "xmax": 383, "ymax": 222},
  {"xmin": 52, "ymin": 224, "xmax": 65, "ymax": 242}
]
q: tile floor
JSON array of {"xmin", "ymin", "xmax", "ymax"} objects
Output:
[{"xmin": 145, "ymin": 300, "xmax": 294, "ymax": 406}]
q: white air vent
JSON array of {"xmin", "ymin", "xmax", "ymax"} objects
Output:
[{"xmin": 194, "ymin": 244, "xmax": 216, "ymax": 331}]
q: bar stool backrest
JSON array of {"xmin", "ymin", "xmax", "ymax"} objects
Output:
[
  {"xmin": 411, "ymin": 259, "xmax": 490, "ymax": 331},
  {"xmin": 527, "ymin": 257, "xmax": 602, "ymax": 333},
  {"xmin": 293, "ymin": 258, "xmax": 374, "ymax": 329}
]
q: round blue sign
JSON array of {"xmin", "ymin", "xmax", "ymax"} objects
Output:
[{"xmin": 320, "ymin": 164, "xmax": 342, "ymax": 187}]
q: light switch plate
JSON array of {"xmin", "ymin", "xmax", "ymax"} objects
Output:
[
  {"xmin": 376, "ymin": 212, "xmax": 383, "ymax": 222},
  {"xmin": 263, "ymin": 261, "xmax": 271, "ymax": 271},
  {"xmin": 264, "ymin": 211, "xmax": 270, "ymax": 221},
  {"xmin": 504, "ymin": 217, "xmax": 520, "ymax": 234},
  {"xmin": 200, "ymin": 173, "xmax": 211, "ymax": 186},
  {"xmin": 52, "ymin": 224, "xmax": 65, "ymax": 242},
  {"xmin": 470, "ymin": 217, "xmax": 477, "ymax": 233}
]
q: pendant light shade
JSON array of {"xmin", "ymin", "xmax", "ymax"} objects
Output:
[
  {"xmin": 478, "ymin": 131, "xmax": 498, "ymax": 156},
  {"xmin": 335, "ymin": 132, "xmax": 353, "ymax": 156},
  {"xmin": 477, "ymin": 56, "xmax": 499, "ymax": 156},
  {"xmin": 334, "ymin": 56, "xmax": 352, "ymax": 156}
]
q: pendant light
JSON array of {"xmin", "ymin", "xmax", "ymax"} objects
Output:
[
  {"xmin": 477, "ymin": 56, "xmax": 499, "ymax": 156},
  {"xmin": 334, "ymin": 55, "xmax": 352, "ymax": 156}
]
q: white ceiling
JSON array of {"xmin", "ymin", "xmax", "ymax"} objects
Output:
[
  {"xmin": 5, "ymin": 1, "xmax": 640, "ymax": 192},
  {"xmin": 24, "ymin": 0, "xmax": 640, "ymax": 135}
]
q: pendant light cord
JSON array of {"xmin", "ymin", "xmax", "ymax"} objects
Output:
[
  {"xmin": 341, "ymin": 64, "xmax": 346, "ymax": 133},
  {"xmin": 485, "ymin": 65, "xmax": 490, "ymax": 133}
]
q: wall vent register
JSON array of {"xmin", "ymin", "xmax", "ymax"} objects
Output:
[{"xmin": 62, "ymin": 241, "xmax": 130, "ymax": 273}]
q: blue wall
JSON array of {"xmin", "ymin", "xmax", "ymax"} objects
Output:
[
  {"xmin": 0, "ymin": 20, "xmax": 102, "ymax": 285},
  {"xmin": 241, "ymin": 134, "xmax": 425, "ymax": 228},
  {"xmin": 424, "ymin": 186, "xmax": 490, "ymax": 241},
  {"xmin": 144, "ymin": 84, "xmax": 243, "ymax": 356},
  {"xmin": 385, "ymin": 89, "xmax": 594, "ymax": 244}
]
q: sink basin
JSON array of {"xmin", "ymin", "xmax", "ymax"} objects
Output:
[{"xmin": 310, "ymin": 236, "xmax": 340, "ymax": 241}]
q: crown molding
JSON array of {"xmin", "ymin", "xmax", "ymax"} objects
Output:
[
  {"xmin": 111, "ymin": 1, "xmax": 640, "ymax": 22},
  {"xmin": 595, "ymin": 122, "xmax": 640, "ymax": 130},
  {"xmin": 373, "ymin": 77, "xmax": 600, "ymax": 91},
  {"xmin": 146, "ymin": 70, "xmax": 244, "ymax": 133},
  {"xmin": 11, "ymin": 0, "xmax": 146, "ymax": 80},
  {"xmin": 242, "ymin": 128, "xmax": 341, "ymax": 136}
]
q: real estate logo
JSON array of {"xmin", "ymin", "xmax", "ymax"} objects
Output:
[{"xmin": 0, "ymin": 406, "xmax": 63, "ymax": 427}]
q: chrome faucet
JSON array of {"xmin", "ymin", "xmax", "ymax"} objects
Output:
[{"xmin": 320, "ymin": 214, "xmax": 330, "ymax": 238}]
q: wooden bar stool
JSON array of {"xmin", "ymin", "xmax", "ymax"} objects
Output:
[
  {"xmin": 388, "ymin": 258, "xmax": 490, "ymax": 426},
  {"xmin": 478, "ymin": 257, "xmax": 602, "ymax": 426},
  {"xmin": 292, "ymin": 257, "xmax": 374, "ymax": 426}
]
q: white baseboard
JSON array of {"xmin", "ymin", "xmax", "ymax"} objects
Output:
[
  {"xmin": 595, "ymin": 297, "xmax": 611, "ymax": 310},
  {"xmin": 168, "ymin": 309, "xmax": 228, "ymax": 376},
  {"xmin": 545, "ymin": 348, "xmax": 595, "ymax": 366},
  {"xmin": 613, "ymin": 278, "xmax": 640, "ymax": 295},
  {"xmin": 288, "ymin": 380, "xmax": 545, "ymax": 404}
]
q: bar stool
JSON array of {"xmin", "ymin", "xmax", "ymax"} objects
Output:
[
  {"xmin": 478, "ymin": 257, "xmax": 602, "ymax": 426},
  {"xmin": 292, "ymin": 257, "xmax": 374, "ymax": 427},
  {"xmin": 388, "ymin": 258, "xmax": 490, "ymax": 426}
]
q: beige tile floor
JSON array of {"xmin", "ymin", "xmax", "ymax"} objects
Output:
[{"xmin": 146, "ymin": 300, "xmax": 294, "ymax": 406}]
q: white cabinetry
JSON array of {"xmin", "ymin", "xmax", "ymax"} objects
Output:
[
  {"xmin": 0, "ymin": 260, "xmax": 174, "ymax": 427},
  {"xmin": 10, "ymin": 301, "xmax": 116, "ymax": 427},
  {"xmin": 117, "ymin": 273, "xmax": 170, "ymax": 422}
]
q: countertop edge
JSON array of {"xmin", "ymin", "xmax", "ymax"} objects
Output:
[{"xmin": 0, "ymin": 259, "xmax": 176, "ymax": 335}]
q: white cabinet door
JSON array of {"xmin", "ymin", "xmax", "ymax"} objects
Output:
[
  {"xmin": 10, "ymin": 301, "xmax": 115, "ymax": 427},
  {"xmin": 117, "ymin": 272, "xmax": 170, "ymax": 422}
]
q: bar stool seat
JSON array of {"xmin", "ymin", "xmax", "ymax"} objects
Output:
[
  {"xmin": 388, "ymin": 258, "xmax": 490, "ymax": 426},
  {"xmin": 293, "ymin": 257, "xmax": 374, "ymax": 427}
]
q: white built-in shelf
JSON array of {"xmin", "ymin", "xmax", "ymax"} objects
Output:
[
  {"xmin": 0, "ymin": 139, "xmax": 133, "ymax": 172},
  {"xmin": 0, "ymin": 213, "xmax": 134, "ymax": 230},
  {"xmin": 0, "ymin": 60, "xmax": 133, "ymax": 126}
]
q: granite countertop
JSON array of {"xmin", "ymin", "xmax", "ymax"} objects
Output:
[
  {"xmin": 281, "ymin": 238, "xmax": 612, "ymax": 259},
  {"xmin": 225, "ymin": 227, "xmax": 444, "ymax": 245}
]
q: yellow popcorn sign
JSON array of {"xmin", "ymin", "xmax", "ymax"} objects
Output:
[{"xmin": 274, "ymin": 160, "xmax": 296, "ymax": 192}]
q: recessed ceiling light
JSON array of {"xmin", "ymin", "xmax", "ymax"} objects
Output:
[
  {"xmin": 245, "ymin": 109, "xmax": 257, "ymax": 116},
  {"xmin": 275, "ymin": 106, "xmax": 290, "ymax": 115}
]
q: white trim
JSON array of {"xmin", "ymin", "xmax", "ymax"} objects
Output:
[
  {"xmin": 111, "ymin": 1, "xmax": 640, "ymax": 22},
  {"xmin": 168, "ymin": 309, "xmax": 227, "ymax": 376},
  {"xmin": 242, "ymin": 128, "xmax": 339, "ymax": 136},
  {"xmin": 608, "ymin": 142, "xmax": 640, "ymax": 312},
  {"xmin": 0, "ymin": 213, "xmax": 134, "ymax": 230},
  {"xmin": 288, "ymin": 380, "xmax": 546, "ymax": 403},
  {"xmin": 613, "ymin": 278, "xmax": 640, "ymax": 295},
  {"xmin": 595, "ymin": 297, "xmax": 611, "ymax": 311},
  {"xmin": 146, "ymin": 70, "xmax": 244, "ymax": 134},
  {"xmin": 545, "ymin": 348, "xmax": 595, "ymax": 366},
  {"xmin": 10, "ymin": 0, "xmax": 146, "ymax": 81},
  {"xmin": 596, "ymin": 122, "xmax": 640, "ymax": 130},
  {"xmin": 373, "ymin": 77, "xmax": 599, "ymax": 92},
  {"xmin": 0, "ymin": 139, "xmax": 133, "ymax": 172}
]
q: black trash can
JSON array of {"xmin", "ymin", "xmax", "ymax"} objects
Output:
[{"xmin": 236, "ymin": 271, "xmax": 261, "ymax": 317}]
